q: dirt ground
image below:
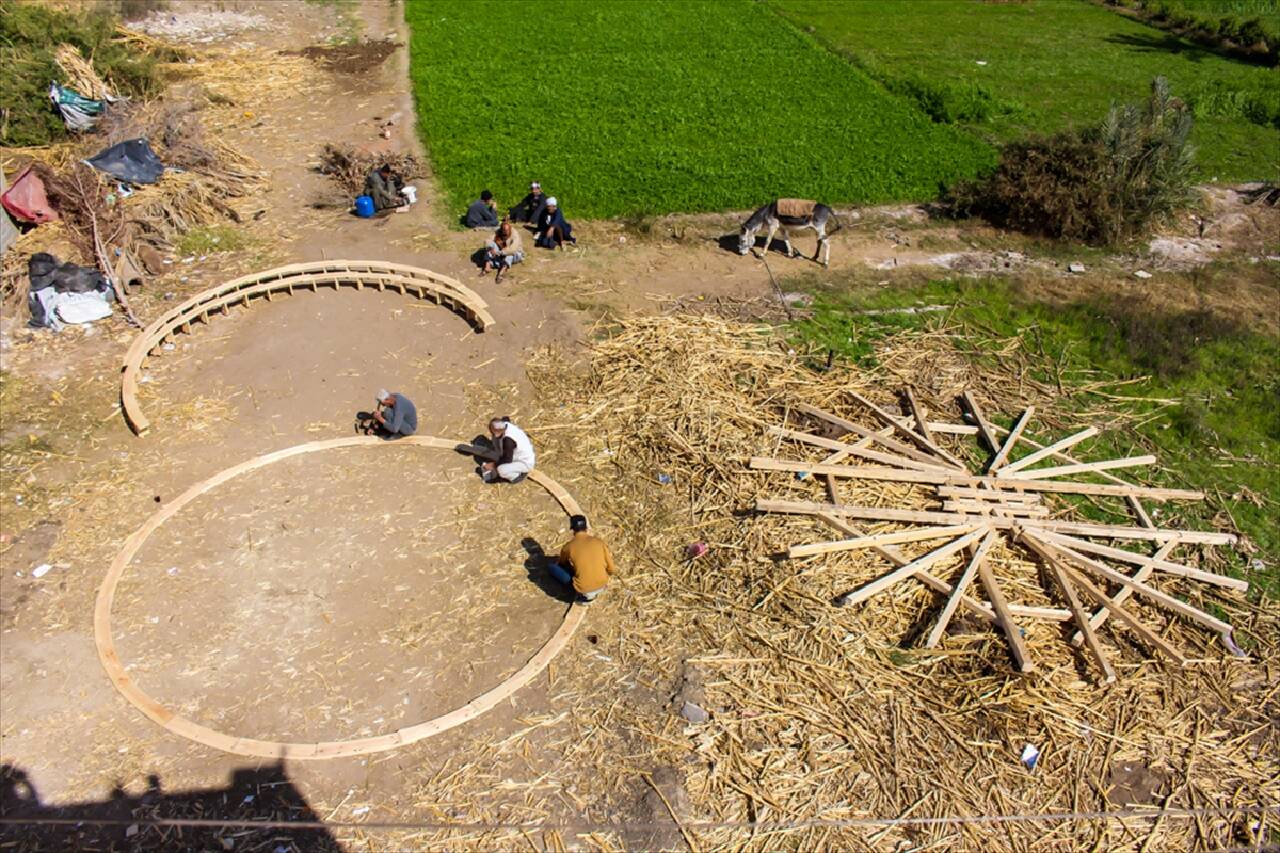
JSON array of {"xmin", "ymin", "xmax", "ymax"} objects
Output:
[{"xmin": 0, "ymin": 1, "xmax": 1277, "ymax": 850}]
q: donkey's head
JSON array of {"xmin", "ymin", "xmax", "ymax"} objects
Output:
[{"xmin": 737, "ymin": 223, "xmax": 755, "ymax": 255}]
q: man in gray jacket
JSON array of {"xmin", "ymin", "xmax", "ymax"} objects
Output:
[{"xmin": 363, "ymin": 389, "xmax": 417, "ymax": 437}]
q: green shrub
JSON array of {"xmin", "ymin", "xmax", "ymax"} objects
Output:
[
  {"xmin": 950, "ymin": 77, "xmax": 1197, "ymax": 245},
  {"xmin": 0, "ymin": 0, "xmax": 165, "ymax": 147}
]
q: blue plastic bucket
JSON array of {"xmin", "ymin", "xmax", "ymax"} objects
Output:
[{"xmin": 354, "ymin": 195, "xmax": 375, "ymax": 218}]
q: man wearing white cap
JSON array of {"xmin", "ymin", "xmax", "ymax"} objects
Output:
[
  {"xmin": 481, "ymin": 416, "xmax": 536, "ymax": 483},
  {"xmin": 508, "ymin": 181, "xmax": 548, "ymax": 223},
  {"xmin": 361, "ymin": 389, "xmax": 417, "ymax": 437},
  {"xmin": 534, "ymin": 197, "xmax": 575, "ymax": 250}
]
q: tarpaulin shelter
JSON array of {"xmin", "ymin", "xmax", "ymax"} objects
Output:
[
  {"xmin": 85, "ymin": 138, "xmax": 164, "ymax": 185},
  {"xmin": 1, "ymin": 167, "xmax": 60, "ymax": 225}
]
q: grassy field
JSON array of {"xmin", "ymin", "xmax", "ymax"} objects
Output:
[
  {"xmin": 772, "ymin": 0, "xmax": 1280, "ymax": 183},
  {"xmin": 787, "ymin": 266, "xmax": 1280, "ymax": 598},
  {"xmin": 405, "ymin": 0, "xmax": 992, "ymax": 220}
]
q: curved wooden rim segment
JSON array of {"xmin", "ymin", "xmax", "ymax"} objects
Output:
[
  {"xmin": 121, "ymin": 261, "xmax": 496, "ymax": 436},
  {"xmin": 94, "ymin": 436, "xmax": 585, "ymax": 759}
]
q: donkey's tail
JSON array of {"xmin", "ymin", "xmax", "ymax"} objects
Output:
[{"xmin": 825, "ymin": 204, "xmax": 845, "ymax": 234}]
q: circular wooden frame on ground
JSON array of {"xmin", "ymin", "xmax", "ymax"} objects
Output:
[
  {"xmin": 94, "ymin": 435, "xmax": 586, "ymax": 759},
  {"xmin": 121, "ymin": 261, "xmax": 496, "ymax": 436}
]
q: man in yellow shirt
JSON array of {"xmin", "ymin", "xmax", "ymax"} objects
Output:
[{"xmin": 548, "ymin": 515, "xmax": 617, "ymax": 603}]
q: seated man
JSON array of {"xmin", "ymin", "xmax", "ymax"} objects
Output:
[
  {"xmin": 481, "ymin": 217, "xmax": 524, "ymax": 283},
  {"xmin": 508, "ymin": 181, "xmax": 547, "ymax": 223},
  {"xmin": 534, "ymin": 197, "xmax": 575, "ymax": 250},
  {"xmin": 480, "ymin": 416, "xmax": 535, "ymax": 482},
  {"xmin": 548, "ymin": 515, "xmax": 617, "ymax": 603},
  {"xmin": 360, "ymin": 389, "xmax": 417, "ymax": 437},
  {"xmin": 364, "ymin": 164, "xmax": 406, "ymax": 212},
  {"xmin": 465, "ymin": 190, "xmax": 499, "ymax": 228}
]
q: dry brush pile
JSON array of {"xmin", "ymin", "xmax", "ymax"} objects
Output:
[{"xmin": 514, "ymin": 314, "xmax": 1280, "ymax": 851}]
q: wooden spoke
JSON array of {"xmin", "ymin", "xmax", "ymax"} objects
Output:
[
  {"xmin": 976, "ymin": 553, "xmax": 1035, "ymax": 673},
  {"xmin": 849, "ymin": 392, "xmax": 968, "ymax": 470},
  {"xmin": 788, "ymin": 523, "xmax": 982, "ymax": 559},
  {"xmin": 1046, "ymin": 558, "xmax": 1116, "ymax": 683},
  {"xmin": 1032, "ymin": 529, "xmax": 1247, "ymax": 592},
  {"xmin": 988, "ymin": 406, "xmax": 1034, "ymax": 473},
  {"xmin": 998, "ymin": 427, "xmax": 1099, "ymax": 475},
  {"xmin": 837, "ymin": 528, "xmax": 987, "ymax": 608},
  {"xmin": 925, "ymin": 529, "xmax": 998, "ymax": 649}
]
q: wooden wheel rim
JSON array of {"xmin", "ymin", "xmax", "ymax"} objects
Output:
[{"xmin": 94, "ymin": 436, "xmax": 586, "ymax": 759}]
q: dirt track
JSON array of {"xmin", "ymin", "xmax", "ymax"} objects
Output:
[{"xmin": 0, "ymin": 1, "xmax": 1277, "ymax": 850}]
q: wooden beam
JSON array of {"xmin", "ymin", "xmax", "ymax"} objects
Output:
[
  {"xmin": 849, "ymin": 392, "xmax": 968, "ymax": 470},
  {"xmin": 1006, "ymin": 455, "xmax": 1157, "ymax": 481},
  {"xmin": 905, "ymin": 388, "xmax": 936, "ymax": 444},
  {"xmin": 1072, "ymin": 541, "xmax": 1177, "ymax": 647},
  {"xmin": 838, "ymin": 528, "xmax": 988, "ymax": 608},
  {"xmin": 767, "ymin": 426, "xmax": 955, "ymax": 473},
  {"xmin": 794, "ymin": 403, "xmax": 956, "ymax": 470},
  {"xmin": 941, "ymin": 500, "xmax": 1048, "ymax": 518},
  {"xmin": 1021, "ymin": 532, "xmax": 1235, "ymax": 636},
  {"xmin": 937, "ymin": 486, "xmax": 1041, "ymax": 503},
  {"xmin": 1032, "ymin": 529, "xmax": 1248, "ymax": 592},
  {"xmin": 788, "ymin": 523, "xmax": 983, "ymax": 559},
  {"xmin": 998, "ymin": 427, "xmax": 1099, "ymax": 476},
  {"xmin": 976, "ymin": 553, "xmax": 1036, "ymax": 673},
  {"xmin": 746, "ymin": 456, "xmax": 1205, "ymax": 501},
  {"xmin": 758, "ymin": 499, "xmax": 1234, "ymax": 544},
  {"xmin": 815, "ymin": 514, "xmax": 1069, "ymax": 622},
  {"xmin": 988, "ymin": 406, "xmax": 1035, "ymax": 473},
  {"xmin": 1021, "ymin": 538, "xmax": 1187, "ymax": 665},
  {"xmin": 1046, "ymin": 558, "xmax": 1116, "ymax": 683},
  {"xmin": 925, "ymin": 530, "xmax": 998, "ymax": 648},
  {"xmin": 961, "ymin": 390, "xmax": 1001, "ymax": 454}
]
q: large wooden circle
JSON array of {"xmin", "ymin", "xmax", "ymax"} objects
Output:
[{"xmin": 94, "ymin": 436, "xmax": 586, "ymax": 759}]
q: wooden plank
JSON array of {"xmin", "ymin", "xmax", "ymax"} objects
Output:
[
  {"xmin": 1046, "ymin": 558, "xmax": 1116, "ymax": 682},
  {"xmin": 839, "ymin": 528, "xmax": 988, "ymax": 607},
  {"xmin": 942, "ymin": 500, "xmax": 1047, "ymax": 517},
  {"xmin": 961, "ymin": 390, "xmax": 1001, "ymax": 454},
  {"xmin": 1072, "ymin": 541, "xmax": 1176, "ymax": 647},
  {"xmin": 988, "ymin": 406, "xmax": 1035, "ymax": 473},
  {"xmin": 905, "ymin": 388, "xmax": 936, "ymax": 444},
  {"xmin": 768, "ymin": 426, "xmax": 955, "ymax": 473},
  {"xmin": 937, "ymin": 486, "xmax": 1042, "ymax": 503},
  {"xmin": 760, "ymin": 498, "xmax": 976, "ymax": 526},
  {"xmin": 925, "ymin": 530, "xmax": 997, "ymax": 648},
  {"xmin": 758, "ymin": 498, "xmax": 1233, "ymax": 544},
  {"xmin": 849, "ymin": 392, "xmax": 968, "ymax": 469},
  {"xmin": 1024, "ymin": 540, "xmax": 1188, "ymax": 664},
  {"xmin": 998, "ymin": 427, "xmax": 1099, "ymax": 475},
  {"xmin": 1021, "ymin": 532, "xmax": 1235, "ymax": 635},
  {"xmin": 1029, "ymin": 519, "xmax": 1233, "ymax": 546},
  {"xmin": 794, "ymin": 403, "xmax": 957, "ymax": 469},
  {"xmin": 746, "ymin": 456, "xmax": 1205, "ymax": 501},
  {"xmin": 788, "ymin": 523, "xmax": 982, "ymax": 559},
  {"xmin": 976, "ymin": 554, "xmax": 1036, "ymax": 673},
  {"xmin": 1033, "ymin": 529, "xmax": 1248, "ymax": 592},
  {"xmin": 1006, "ymin": 455, "xmax": 1157, "ymax": 481}
]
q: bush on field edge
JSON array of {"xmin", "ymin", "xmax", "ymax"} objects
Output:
[{"xmin": 948, "ymin": 77, "xmax": 1198, "ymax": 246}]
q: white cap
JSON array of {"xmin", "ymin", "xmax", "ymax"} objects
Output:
[
  {"xmin": 530, "ymin": 181, "xmax": 540, "ymax": 189},
  {"xmin": 376, "ymin": 388, "xmax": 390, "ymax": 403},
  {"xmin": 546, "ymin": 196, "xmax": 558, "ymax": 206}
]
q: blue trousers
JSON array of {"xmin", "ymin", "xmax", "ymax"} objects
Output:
[{"xmin": 547, "ymin": 562, "xmax": 600, "ymax": 601}]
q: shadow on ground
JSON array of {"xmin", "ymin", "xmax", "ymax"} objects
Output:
[{"xmin": 0, "ymin": 762, "xmax": 341, "ymax": 851}]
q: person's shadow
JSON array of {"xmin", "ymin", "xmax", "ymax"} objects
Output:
[{"xmin": 520, "ymin": 537, "xmax": 575, "ymax": 603}]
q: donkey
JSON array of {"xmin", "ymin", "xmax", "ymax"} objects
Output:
[{"xmin": 738, "ymin": 199, "xmax": 841, "ymax": 266}]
